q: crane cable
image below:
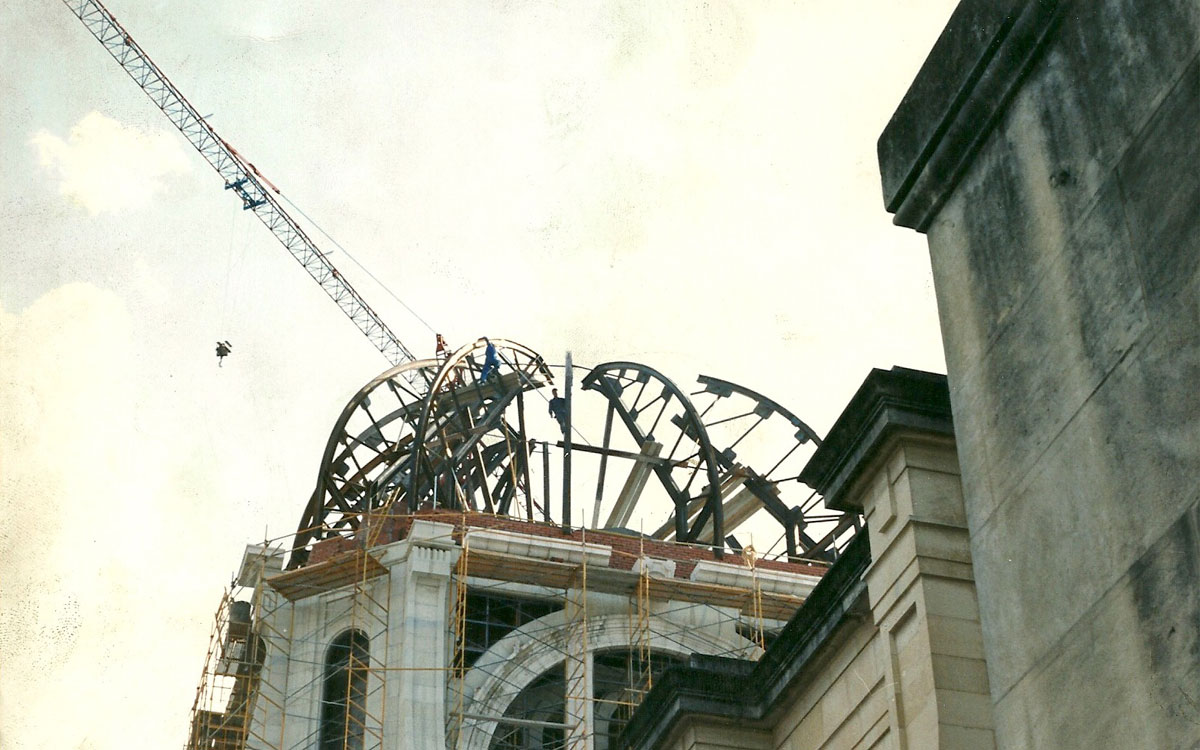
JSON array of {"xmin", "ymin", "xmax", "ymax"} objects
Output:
[{"xmin": 275, "ymin": 191, "xmax": 439, "ymax": 336}]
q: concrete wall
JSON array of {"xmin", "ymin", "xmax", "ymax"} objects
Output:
[{"xmin": 879, "ymin": 2, "xmax": 1200, "ymax": 747}]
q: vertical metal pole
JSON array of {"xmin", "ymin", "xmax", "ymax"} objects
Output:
[
  {"xmin": 711, "ymin": 468, "xmax": 724, "ymax": 559},
  {"xmin": 590, "ymin": 403, "xmax": 615, "ymax": 529},
  {"xmin": 542, "ymin": 442, "xmax": 552, "ymax": 524},
  {"xmin": 516, "ymin": 389, "xmax": 535, "ymax": 520},
  {"xmin": 561, "ymin": 352, "xmax": 573, "ymax": 532}
]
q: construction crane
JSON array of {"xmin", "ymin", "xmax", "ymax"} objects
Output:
[{"xmin": 62, "ymin": 0, "xmax": 427, "ymax": 391}]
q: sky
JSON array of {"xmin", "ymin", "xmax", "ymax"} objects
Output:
[{"xmin": 0, "ymin": 1, "xmax": 957, "ymax": 747}]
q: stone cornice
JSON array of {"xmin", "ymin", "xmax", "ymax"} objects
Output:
[
  {"xmin": 619, "ymin": 532, "xmax": 871, "ymax": 749},
  {"xmin": 878, "ymin": 0, "xmax": 1070, "ymax": 231},
  {"xmin": 798, "ymin": 367, "xmax": 952, "ymax": 513}
]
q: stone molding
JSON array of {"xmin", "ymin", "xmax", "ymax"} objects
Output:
[
  {"xmin": 877, "ymin": 0, "xmax": 1071, "ymax": 231},
  {"xmin": 463, "ymin": 527, "xmax": 613, "ymax": 567},
  {"xmin": 459, "ymin": 608, "xmax": 752, "ymax": 750},
  {"xmin": 689, "ymin": 559, "xmax": 821, "ymax": 598},
  {"xmin": 799, "ymin": 367, "xmax": 953, "ymax": 513},
  {"xmin": 619, "ymin": 533, "xmax": 872, "ymax": 748}
]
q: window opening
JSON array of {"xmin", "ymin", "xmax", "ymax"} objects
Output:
[
  {"xmin": 487, "ymin": 663, "xmax": 567, "ymax": 750},
  {"xmin": 462, "ymin": 591, "xmax": 561, "ymax": 669},
  {"xmin": 592, "ymin": 649, "xmax": 684, "ymax": 750},
  {"xmin": 320, "ymin": 629, "xmax": 369, "ymax": 750}
]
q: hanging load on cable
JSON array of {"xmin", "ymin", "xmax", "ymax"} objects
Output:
[{"xmin": 61, "ymin": 0, "xmax": 425, "ymax": 391}]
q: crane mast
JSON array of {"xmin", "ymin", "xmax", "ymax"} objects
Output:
[{"xmin": 63, "ymin": 0, "xmax": 426, "ymax": 390}]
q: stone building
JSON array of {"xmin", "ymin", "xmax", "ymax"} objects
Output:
[
  {"xmin": 626, "ymin": 1, "xmax": 1200, "ymax": 748},
  {"xmin": 183, "ymin": 346, "xmax": 853, "ymax": 750},
  {"xmin": 622, "ymin": 368, "xmax": 996, "ymax": 749},
  {"xmin": 878, "ymin": 1, "xmax": 1200, "ymax": 747},
  {"xmin": 209, "ymin": 513, "xmax": 824, "ymax": 750}
]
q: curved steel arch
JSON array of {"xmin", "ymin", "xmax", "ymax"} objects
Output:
[
  {"xmin": 690, "ymin": 375, "xmax": 855, "ymax": 560},
  {"xmin": 292, "ymin": 358, "xmax": 440, "ymax": 565},
  {"xmin": 288, "ymin": 344, "xmax": 857, "ymax": 568},
  {"xmin": 581, "ymin": 362, "xmax": 726, "ymax": 548},
  {"xmin": 405, "ymin": 338, "xmax": 553, "ymax": 513},
  {"xmin": 695, "ymin": 375, "xmax": 822, "ymax": 446}
]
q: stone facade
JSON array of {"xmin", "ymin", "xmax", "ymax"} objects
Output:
[
  {"xmin": 624, "ymin": 368, "xmax": 994, "ymax": 750},
  {"xmin": 229, "ymin": 515, "xmax": 822, "ymax": 750},
  {"xmin": 879, "ymin": 2, "xmax": 1200, "ymax": 747}
]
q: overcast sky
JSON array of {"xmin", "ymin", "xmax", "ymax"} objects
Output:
[{"xmin": 1, "ymin": 1, "xmax": 956, "ymax": 747}]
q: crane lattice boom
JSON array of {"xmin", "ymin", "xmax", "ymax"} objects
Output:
[{"xmin": 63, "ymin": 0, "xmax": 424, "ymax": 387}]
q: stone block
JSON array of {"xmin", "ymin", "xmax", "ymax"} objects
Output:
[
  {"xmin": 463, "ymin": 527, "xmax": 612, "ymax": 566},
  {"xmin": 896, "ymin": 440, "xmax": 962, "ymax": 480},
  {"xmin": 969, "ymin": 292, "xmax": 1200, "ymax": 695},
  {"xmin": 925, "ymin": 614, "xmax": 987, "ymax": 661},
  {"xmin": 927, "ymin": 138, "xmax": 1060, "ymax": 367},
  {"xmin": 939, "ymin": 723, "xmax": 996, "ymax": 750},
  {"xmin": 927, "ymin": 203, "xmax": 993, "ymax": 382},
  {"xmin": 406, "ymin": 519, "xmax": 456, "ymax": 546},
  {"xmin": 903, "ymin": 698, "xmax": 940, "ymax": 750},
  {"xmin": 878, "ymin": 0, "xmax": 1030, "ymax": 210},
  {"xmin": 904, "ymin": 468, "xmax": 968, "ymax": 527},
  {"xmin": 977, "ymin": 182, "xmax": 1148, "ymax": 508},
  {"xmin": 910, "ymin": 528, "xmax": 974, "ymax": 583},
  {"xmin": 945, "ymin": 376, "xmax": 1000, "ymax": 532},
  {"xmin": 930, "ymin": 654, "xmax": 990, "ymax": 696},
  {"xmin": 865, "ymin": 526, "xmax": 920, "ymax": 610},
  {"xmin": 919, "ymin": 577, "xmax": 982, "ymax": 624},
  {"xmin": 673, "ymin": 722, "xmax": 772, "ymax": 750},
  {"xmin": 774, "ymin": 704, "xmax": 822, "ymax": 750},
  {"xmin": 993, "ymin": 1, "xmax": 1199, "ymax": 241},
  {"xmin": 864, "ymin": 469, "xmax": 899, "ymax": 540},
  {"xmin": 935, "ymin": 689, "xmax": 994, "ymax": 731},
  {"xmin": 1057, "ymin": 0, "xmax": 1200, "ymax": 185},
  {"xmin": 690, "ymin": 559, "xmax": 820, "ymax": 598}
]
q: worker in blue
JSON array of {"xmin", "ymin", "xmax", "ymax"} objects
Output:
[
  {"xmin": 215, "ymin": 340, "xmax": 232, "ymax": 367},
  {"xmin": 548, "ymin": 388, "xmax": 568, "ymax": 433},
  {"xmin": 480, "ymin": 340, "xmax": 499, "ymax": 382}
]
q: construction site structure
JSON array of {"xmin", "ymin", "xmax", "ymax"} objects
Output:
[
  {"xmin": 189, "ymin": 510, "xmax": 827, "ymax": 750},
  {"xmin": 184, "ymin": 339, "xmax": 860, "ymax": 750}
]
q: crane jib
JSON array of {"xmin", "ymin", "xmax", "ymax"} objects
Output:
[{"xmin": 62, "ymin": 0, "xmax": 424, "ymax": 387}]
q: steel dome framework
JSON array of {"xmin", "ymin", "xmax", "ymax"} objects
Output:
[{"xmin": 289, "ymin": 338, "xmax": 859, "ymax": 569}]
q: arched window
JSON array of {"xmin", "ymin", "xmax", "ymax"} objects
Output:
[
  {"xmin": 592, "ymin": 649, "xmax": 683, "ymax": 750},
  {"xmin": 320, "ymin": 629, "xmax": 369, "ymax": 750},
  {"xmin": 485, "ymin": 648, "xmax": 683, "ymax": 750},
  {"xmin": 489, "ymin": 663, "xmax": 566, "ymax": 750}
]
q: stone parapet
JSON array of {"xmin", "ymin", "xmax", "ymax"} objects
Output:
[{"xmin": 878, "ymin": 0, "xmax": 1069, "ymax": 231}]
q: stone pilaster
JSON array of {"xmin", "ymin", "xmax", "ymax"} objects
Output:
[
  {"xmin": 800, "ymin": 367, "xmax": 995, "ymax": 748},
  {"xmin": 387, "ymin": 520, "xmax": 460, "ymax": 750}
]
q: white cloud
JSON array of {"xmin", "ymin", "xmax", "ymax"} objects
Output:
[
  {"xmin": 30, "ymin": 112, "xmax": 191, "ymax": 215},
  {"xmin": 0, "ymin": 284, "xmax": 218, "ymax": 749}
]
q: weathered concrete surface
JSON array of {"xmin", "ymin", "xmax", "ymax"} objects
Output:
[{"xmin": 880, "ymin": 1, "xmax": 1200, "ymax": 747}]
